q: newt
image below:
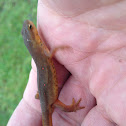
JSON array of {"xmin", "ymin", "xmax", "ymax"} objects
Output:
[{"xmin": 21, "ymin": 20, "xmax": 84, "ymax": 126}]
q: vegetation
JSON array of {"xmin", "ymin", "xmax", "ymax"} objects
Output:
[{"xmin": 0, "ymin": 0, "xmax": 37, "ymax": 125}]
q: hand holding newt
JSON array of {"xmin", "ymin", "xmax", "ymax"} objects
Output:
[
  {"xmin": 7, "ymin": 0, "xmax": 126, "ymax": 126},
  {"xmin": 21, "ymin": 20, "xmax": 84, "ymax": 126}
]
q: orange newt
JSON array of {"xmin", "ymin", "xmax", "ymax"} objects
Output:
[{"xmin": 21, "ymin": 20, "xmax": 84, "ymax": 126}]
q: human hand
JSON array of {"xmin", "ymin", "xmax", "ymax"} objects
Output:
[{"xmin": 8, "ymin": 0, "xmax": 126, "ymax": 126}]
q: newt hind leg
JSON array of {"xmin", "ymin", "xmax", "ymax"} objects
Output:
[{"xmin": 52, "ymin": 98, "xmax": 85, "ymax": 112}]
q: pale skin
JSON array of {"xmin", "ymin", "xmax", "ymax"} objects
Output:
[{"xmin": 8, "ymin": 0, "xmax": 126, "ymax": 126}]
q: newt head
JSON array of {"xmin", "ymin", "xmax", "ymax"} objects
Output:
[{"xmin": 21, "ymin": 20, "xmax": 40, "ymax": 58}]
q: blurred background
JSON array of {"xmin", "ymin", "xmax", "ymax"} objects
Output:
[{"xmin": 0, "ymin": 0, "xmax": 37, "ymax": 125}]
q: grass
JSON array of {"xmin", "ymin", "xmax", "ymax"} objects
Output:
[{"xmin": 0, "ymin": 0, "xmax": 37, "ymax": 125}]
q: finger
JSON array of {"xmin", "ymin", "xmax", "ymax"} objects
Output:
[
  {"xmin": 90, "ymin": 53, "xmax": 126, "ymax": 125},
  {"xmin": 97, "ymin": 77, "xmax": 126, "ymax": 126},
  {"xmin": 39, "ymin": 0, "xmax": 119, "ymax": 16},
  {"xmin": 82, "ymin": 106, "xmax": 116, "ymax": 126},
  {"xmin": 7, "ymin": 61, "xmax": 42, "ymax": 126},
  {"xmin": 7, "ymin": 99, "xmax": 42, "ymax": 126}
]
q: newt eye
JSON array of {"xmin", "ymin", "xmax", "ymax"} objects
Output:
[{"xmin": 29, "ymin": 24, "xmax": 32, "ymax": 29}]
